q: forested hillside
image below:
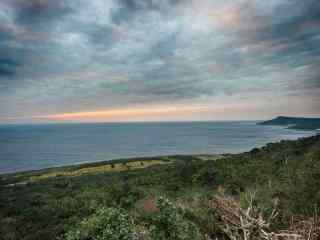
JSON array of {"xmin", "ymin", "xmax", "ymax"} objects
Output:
[
  {"xmin": 259, "ymin": 116, "xmax": 320, "ymax": 130},
  {"xmin": 1, "ymin": 135, "xmax": 319, "ymax": 239}
]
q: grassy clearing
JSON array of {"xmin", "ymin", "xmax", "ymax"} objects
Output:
[
  {"xmin": 195, "ymin": 154, "xmax": 226, "ymax": 161},
  {"xmin": 5, "ymin": 159, "xmax": 171, "ymax": 185}
]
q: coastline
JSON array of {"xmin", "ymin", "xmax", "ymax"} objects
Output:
[
  {"xmin": 0, "ymin": 154, "xmax": 224, "ymax": 186},
  {"xmin": 0, "ymin": 121, "xmax": 314, "ymax": 176},
  {"xmin": 1, "ymin": 118, "xmax": 316, "ymax": 178},
  {"xmin": 258, "ymin": 116, "xmax": 320, "ymax": 130},
  {"xmin": 1, "ymin": 134, "xmax": 319, "ymax": 239},
  {"xmin": 0, "ymin": 132, "xmax": 314, "ymax": 184}
]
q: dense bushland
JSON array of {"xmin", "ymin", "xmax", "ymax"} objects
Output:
[{"xmin": 0, "ymin": 135, "xmax": 319, "ymax": 239}]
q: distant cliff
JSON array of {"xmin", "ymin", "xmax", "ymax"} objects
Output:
[{"xmin": 259, "ymin": 116, "xmax": 320, "ymax": 130}]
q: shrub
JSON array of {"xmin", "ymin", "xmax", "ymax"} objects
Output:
[
  {"xmin": 150, "ymin": 197, "xmax": 201, "ymax": 240},
  {"xmin": 65, "ymin": 207, "xmax": 136, "ymax": 240}
]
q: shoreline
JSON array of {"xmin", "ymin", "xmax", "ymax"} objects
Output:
[
  {"xmin": 0, "ymin": 154, "xmax": 225, "ymax": 177},
  {"xmin": 0, "ymin": 121, "xmax": 314, "ymax": 176},
  {"xmin": 0, "ymin": 154, "xmax": 224, "ymax": 186},
  {"xmin": 1, "ymin": 133, "xmax": 316, "ymax": 182}
]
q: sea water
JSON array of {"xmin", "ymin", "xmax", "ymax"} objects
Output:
[{"xmin": 0, "ymin": 121, "xmax": 314, "ymax": 173}]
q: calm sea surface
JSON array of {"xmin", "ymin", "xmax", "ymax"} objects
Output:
[{"xmin": 0, "ymin": 121, "xmax": 314, "ymax": 174}]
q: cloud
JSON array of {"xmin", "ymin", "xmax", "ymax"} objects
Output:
[{"xmin": 0, "ymin": 0, "xmax": 319, "ymax": 121}]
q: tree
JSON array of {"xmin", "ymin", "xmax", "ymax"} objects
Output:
[
  {"xmin": 65, "ymin": 207, "xmax": 136, "ymax": 240},
  {"xmin": 150, "ymin": 197, "xmax": 201, "ymax": 240}
]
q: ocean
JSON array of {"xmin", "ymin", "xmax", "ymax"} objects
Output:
[{"xmin": 0, "ymin": 121, "xmax": 314, "ymax": 174}]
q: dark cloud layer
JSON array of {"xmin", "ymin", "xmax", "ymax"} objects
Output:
[{"xmin": 0, "ymin": 0, "xmax": 319, "ymax": 121}]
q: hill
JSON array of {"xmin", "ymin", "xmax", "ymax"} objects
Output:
[
  {"xmin": 259, "ymin": 116, "xmax": 320, "ymax": 130},
  {"xmin": 0, "ymin": 135, "xmax": 320, "ymax": 239}
]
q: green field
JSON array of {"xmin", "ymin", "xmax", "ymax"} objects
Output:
[{"xmin": 1, "ymin": 136, "xmax": 319, "ymax": 239}]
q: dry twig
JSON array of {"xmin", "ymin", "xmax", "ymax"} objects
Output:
[{"xmin": 210, "ymin": 193, "xmax": 313, "ymax": 240}]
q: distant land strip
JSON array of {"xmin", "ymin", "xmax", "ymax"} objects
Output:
[{"xmin": 259, "ymin": 116, "xmax": 320, "ymax": 130}]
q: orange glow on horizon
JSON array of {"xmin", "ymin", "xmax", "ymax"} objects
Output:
[{"xmin": 36, "ymin": 105, "xmax": 210, "ymax": 122}]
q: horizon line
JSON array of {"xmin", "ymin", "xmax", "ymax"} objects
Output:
[{"xmin": 0, "ymin": 119, "xmax": 265, "ymax": 126}]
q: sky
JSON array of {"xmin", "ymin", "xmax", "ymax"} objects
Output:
[{"xmin": 0, "ymin": 0, "xmax": 319, "ymax": 123}]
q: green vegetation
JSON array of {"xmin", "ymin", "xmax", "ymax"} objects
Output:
[
  {"xmin": 65, "ymin": 207, "xmax": 136, "ymax": 240},
  {"xmin": 149, "ymin": 197, "xmax": 201, "ymax": 240},
  {"xmin": 7, "ymin": 159, "xmax": 169, "ymax": 186},
  {"xmin": 0, "ymin": 135, "xmax": 319, "ymax": 239},
  {"xmin": 259, "ymin": 116, "xmax": 320, "ymax": 130}
]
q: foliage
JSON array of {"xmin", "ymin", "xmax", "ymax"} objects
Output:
[
  {"xmin": 65, "ymin": 207, "xmax": 136, "ymax": 240},
  {"xmin": 150, "ymin": 197, "xmax": 201, "ymax": 240},
  {"xmin": 0, "ymin": 135, "xmax": 319, "ymax": 239}
]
